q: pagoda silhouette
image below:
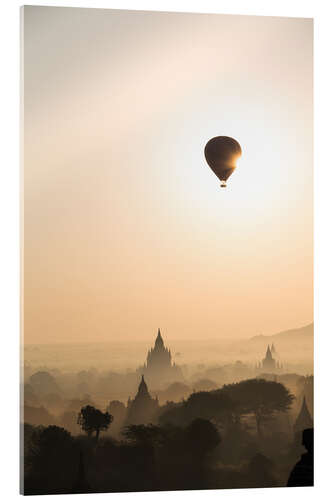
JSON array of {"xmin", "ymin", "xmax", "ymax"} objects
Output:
[
  {"xmin": 294, "ymin": 396, "xmax": 313, "ymax": 434},
  {"xmin": 137, "ymin": 329, "xmax": 183, "ymax": 388},
  {"xmin": 126, "ymin": 375, "xmax": 159, "ymax": 425},
  {"xmin": 255, "ymin": 344, "xmax": 283, "ymax": 373}
]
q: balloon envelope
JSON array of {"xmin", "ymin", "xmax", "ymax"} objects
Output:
[{"xmin": 204, "ymin": 136, "xmax": 242, "ymax": 187}]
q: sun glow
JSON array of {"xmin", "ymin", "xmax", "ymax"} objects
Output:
[{"xmin": 24, "ymin": 8, "xmax": 312, "ymax": 344}]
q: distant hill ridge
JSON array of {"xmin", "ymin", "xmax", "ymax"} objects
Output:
[{"xmin": 249, "ymin": 322, "xmax": 313, "ymax": 342}]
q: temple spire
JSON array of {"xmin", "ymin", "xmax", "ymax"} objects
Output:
[
  {"xmin": 265, "ymin": 345, "xmax": 272, "ymax": 360},
  {"xmin": 294, "ymin": 396, "xmax": 313, "ymax": 433},
  {"xmin": 138, "ymin": 374, "xmax": 149, "ymax": 396},
  {"xmin": 155, "ymin": 328, "xmax": 164, "ymax": 348}
]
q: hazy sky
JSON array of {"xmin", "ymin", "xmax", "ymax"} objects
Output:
[{"xmin": 23, "ymin": 7, "xmax": 313, "ymax": 344}]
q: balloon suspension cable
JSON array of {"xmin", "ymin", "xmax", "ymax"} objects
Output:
[{"xmin": 220, "ymin": 181, "xmax": 227, "ymax": 188}]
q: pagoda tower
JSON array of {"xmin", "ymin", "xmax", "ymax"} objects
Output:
[
  {"xmin": 138, "ymin": 329, "xmax": 183, "ymax": 388},
  {"xmin": 262, "ymin": 345, "xmax": 276, "ymax": 372},
  {"xmin": 294, "ymin": 396, "xmax": 313, "ymax": 434},
  {"xmin": 146, "ymin": 329, "xmax": 172, "ymax": 371},
  {"xmin": 126, "ymin": 375, "xmax": 159, "ymax": 425},
  {"xmin": 256, "ymin": 344, "xmax": 283, "ymax": 373}
]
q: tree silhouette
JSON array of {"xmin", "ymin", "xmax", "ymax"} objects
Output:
[
  {"xmin": 77, "ymin": 405, "xmax": 113, "ymax": 440},
  {"xmin": 159, "ymin": 379, "xmax": 294, "ymax": 439},
  {"xmin": 246, "ymin": 453, "xmax": 277, "ymax": 487},
  {"xmin": 24, "ymin": 383, "xmax": 40, "ymax": 406},
  {"xmin": 29, "ymin": 371, "xmax": 60, "ymax": 396},
  {"xmin": 71, "ymin": 450, "xmax": 92, "ymax": 494},
  {"xmin": 183, "ymin": 418, "xmax": 220, "ymax": 490},
  {"xmin": 25, "ymin": 425, "xmax": 77, "ymax": 494},
  {"xmin": 192, "ymin": 378, "xmax": 218, "ymax": 392},
  {"xmin": 122, "ymin": 424, "xmax": 166, "ymax": 447},
  {"xmin": 185, "ymin": 418, "xmax": 220, "ymax": 459},
  {"xmin": 222, "ymin": 379, "xmax": 294, "ymax": 437},
  {"xmin": 106, "ymin": 400, "xmax": 126, "ymax": 421},
  {"xmin": 27, "ymin": 425, "xmax": 74, "ymax": 462},
  {"xmin": 186, "ymin": 391, "xmax": 235, "ymax": 427},
  {"xmin": 159, "ymin": 390, "xmax": 235, "ymax": 428},
  {"xmin": 105, "ymin": 400, "xmax": 126, "ymax": 435}
]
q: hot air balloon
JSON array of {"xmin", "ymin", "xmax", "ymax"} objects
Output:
[{"xmin": 204, "ymin": 136, "xmax": 242, "ymax": 187}]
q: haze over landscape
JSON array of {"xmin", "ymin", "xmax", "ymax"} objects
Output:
[
  {"xmin": 22, "ymin": 7, "xmax": 313, "ymax": 494},
  {"xmin": 24, "ymin": 323, "xmax": 313, "ymax": 374}
]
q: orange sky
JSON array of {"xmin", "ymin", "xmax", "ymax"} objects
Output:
[{"xmin": 23, "ymin": 7, "xmax": 313, "ymax": 344}]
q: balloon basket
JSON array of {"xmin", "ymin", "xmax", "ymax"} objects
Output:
[{"xmin": 220, "ymin": 181, "xmax": 227, "ymax": 188}]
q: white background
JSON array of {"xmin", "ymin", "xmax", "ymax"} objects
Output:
[{"xmin": 0, "ymin": 0, "xmax": 332, "ymax": 499}]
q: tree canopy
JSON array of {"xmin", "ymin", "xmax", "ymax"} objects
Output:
[
  {"xmin": 221, "ymin": 379, "xmax": 294, "ymax": 436},
  {"xmin": 159, "ymin": 378, "xmax": 294, "ymax": 437},
  {"xmin": 77, "ymin": 405, "xmax": 113, "ymax": 440},
  {"xmin": 185, "ymin": 418, "xmax": 221, "ymax": 458},
  {"xmin": 25, "ymin": 425, "xmax": 78, "ymax": 494},
  {"xmin": 122, "ymin": 423, "xmax": 166, "ymax": 446}
]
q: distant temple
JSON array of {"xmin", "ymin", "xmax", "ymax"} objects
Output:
[
  {"xmin": 255, "ymin": 344, "xmax": 283, "ymax": 373},
  {"xmin": 138, "ymin": 329, "xmax": 183, "ymax": 388},
  {"xmin": 126, "ymin": 375, "xmax": 159, "ymax": 425},
  {"xmin": 146, "ymin": 329, "xmax": 172, "ymax": 371},
  {"xmin": 294, "ymin": 396, "xmax": 313, "ymax": 434}
]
